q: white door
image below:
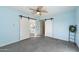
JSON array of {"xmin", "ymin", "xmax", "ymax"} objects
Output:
[
  {"xmin": 45, "ymin": 20, "xmax": 53, "ymax": 37},
  {"xmin": 29, "ymin": 19, "xmax": 36, "ymax": 37},
  {"xmin": 20, "ymin": 17, "xmax": 30, "ymax": 40}
]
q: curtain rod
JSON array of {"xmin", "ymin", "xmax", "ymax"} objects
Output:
[
  {"xmin": 19, "ymin": 15, "xmax": 37, "ymax": 20},
  {"xmin": 44, "ymin": 18, "xmax": 54, "ymax": 21},
  {"xmin": 19, "ymin": 15, "xmax": 54, "ymax": 20}
]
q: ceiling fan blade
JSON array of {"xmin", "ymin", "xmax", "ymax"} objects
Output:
[
  {"xmin": 41, "ymin": 10, "xmax": 48, "ymax": 13},
  {"xmin": 29, "ymin": 6, "xmax": 48, "ymax": 15},
  {"xmin": 37, "ymin": 6, "xmax": 43, "ymax": 10},
  {"xmin": 31, "ymin": 11, "xmax": 37, "ymax": 14},
  {"xmin": 29, "ymin": 8, "xmax": 36, "ymax": 11},
  {"xmin": 39, "ymin": 6, "xmax": 43, "ymax": 8},
  {"xmin": 39, "ymin": 12, "xmax": 42, "ymax": 15}
]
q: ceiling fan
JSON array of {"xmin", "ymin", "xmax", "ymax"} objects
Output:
[{"xmin": 29, "ymin": 6, "xmax": 48, "ymax": 15}]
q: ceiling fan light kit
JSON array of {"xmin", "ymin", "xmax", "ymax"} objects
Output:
[
  {"xmin": 29, "ymin": 6, "xmax": 48, "ymax": 16},
  {"xmin": 36, "ymin": 11, "xmax": 40, "ymax": 15}
]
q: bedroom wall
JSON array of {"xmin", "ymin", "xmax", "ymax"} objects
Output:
[
  {"xmin": 35, "ymin": 9, "xmax": 76, "ymax": 41},
  {"xmin": 76, "ymin": 7, "xmax": 79, "ymax": 47},
  {"xmin": 0, "ymin": 6, "xmax": 78, "ymax": 47},
  {"xmin": 0, "ymin": 7, "xmax": 27, "ymax": 47},
  {"xmin": 52, "ymin": 10, "xmax": 76, "ymax": 41}
]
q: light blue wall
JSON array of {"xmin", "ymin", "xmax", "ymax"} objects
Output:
[
  {"xmin": 76, "ymin": 7, "xmax": 79, "ymax": 47},
  {"xmin": 52, "ymin": 10, "xmax": 76, "ymax": 41},
  {"xmin": 0, "ymin": 7, "xmax": 27, "ymax": 47},
  {"xmin": 35, "ymin": 9, "xmax": 76, "ymax": 42},
  {"xmin": 0, "ymin": 7, "xmax": 79, "ymax": 47}
]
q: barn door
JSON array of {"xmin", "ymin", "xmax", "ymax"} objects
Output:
[
  {"xmin": 20, "ymin": 17, "xmax": 30, "ymax": 40},
  {"xmin": 45, "ymin": 20, "xmax": 53, "ymax": 37}
]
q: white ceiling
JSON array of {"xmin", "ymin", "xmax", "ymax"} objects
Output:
[{"xmin": 11, "ymin": 6, "xmax": 76, "ymax": 18}]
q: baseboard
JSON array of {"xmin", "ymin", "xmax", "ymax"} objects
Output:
[
  {"xmin": 45, "ymin": 36, "xmax": 68, "ymax": 42},
  {"xmin": 0, "ymin": 37, "xmax": 31, "ymax": 47},
  {"xmin": 0, "ymin": 40, "xmax": 19, "ymax": 47},
  {"xmin": 76, "ymin": 43, "xmax": 79, "ymax": 48}
]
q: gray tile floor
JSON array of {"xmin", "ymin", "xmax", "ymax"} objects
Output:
[{"xmin": 0, "ymin": 37, "xmax": 79, "ymax": 52}]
